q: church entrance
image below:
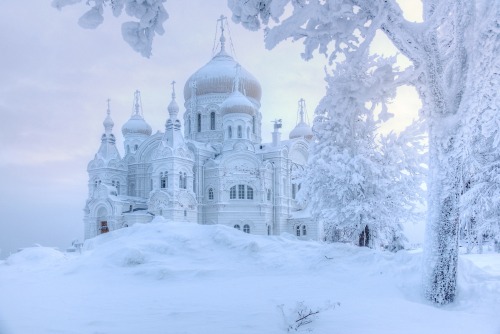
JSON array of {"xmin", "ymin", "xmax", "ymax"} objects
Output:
[{"xmin": 99, "ymin": 221, "xmax": 109, "ymax": 234}]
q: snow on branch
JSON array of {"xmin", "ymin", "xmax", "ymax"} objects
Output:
[{"xmin": 52, "ymin": 0, "xmax": 168, "ymax": 58}]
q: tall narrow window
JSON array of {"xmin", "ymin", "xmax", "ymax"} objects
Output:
[
  {"xmin": 237, "ymin": 125, "xmax": 242, "ymax": 138},
  {"xmin": 183, "ymin": 173, "xmax": 187, "ymax": 189},
  {"xmin": 197, "ymin": 113, "xmax": 201, "ymax": 132},
  {"xmin": 252, "ymin": 116, "xmax": 256, "ymax": 133},
  {"xmin": 179, "ymin": 172, "xmax": 183, "ymax": 188},
  {"xmin": 247, "ymin": 186, "xmax": 254, "ymax": 200},
  {"xmin": 247, "ymin": 127, "xmax": 250, "ymax": 139},
  {"xmin": 193, "ymin": 168, "xmax": 196, "ymax": 192},
  {"xmin": 292, "ymin": 184, "xmax": 297, "ymax": 199},
  {"xmin": 134, "ymin": 144, "xmax": 138, "ymax": 151},
  {"xmin": 230, "ymin": 186, "xmax": 236, "ymax": 199},
  {"xmin": 238, "ymin": 184, "xmax": 245, "ymax": 199},
  {"xmin": 188, "ymin": 118, "xmax": 191, "ymax": 134},
  {"xmin": 210, "ymin": 112, "xmax": 215, "ymax": 130},
  {"xmin": 243, "ymin": 224, "xmax": 250, "ymax": 233},
  {"xmin": 160, "ymin": 172, "xmax": 167, "ymax": 189},
  {"xmin": 116, "ymin": 181, "xmax": 120, "ymax": 195},
  {"xmin": 228, "ymin": 126, "xmax": 232, "ymax": 139},
  {"xmin": 267, "ymin": 225, "xmax": 271, "ymax": 235},
  {"xmin": 208, "ymin": 188, "xmax": 214, "ymax": 200},
  {"xmin": 296, "ymin": 226, "xmax": 301, "ymax": 237},
  {"xmin": 267, "ymin": 189, "xmax": 271, "ymax": 201},
  {"xmin": 302, "ymin": 225, "xmax": 307, "ymax": 236}
]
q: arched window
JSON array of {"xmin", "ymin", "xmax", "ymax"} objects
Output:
[
  {"xmin": 210, "ymin": 112, "xmax": 215, "ymax": 130},
  {"xmin": 247, "ymin": 186, "xmax": 254, "ymax": 200},
  {"xmin": 230, "ymin": 185, "xmax": 254, "ymax": 200},
  {"xmin": 197, "ymin": 113, "xmax": 202, "ymax": 132},
  {"xmin": 252, "ymin": 116, "xmax": 256, "ymax": 133},
  {"xmin": 116, "ymin": 181, "xmax": 120, "ymax": 195},
  {"xmin": 228, "ymin": 126, "xmax": 232, "ymax": 139},
  {"xmin": 237, "ymin": 125, "xmax": 242, "ymax": 138},
  {"xmin": 302, "ymin": 225, "xmax": 307, "ymax": 236},
  {"xmin": 160, "ymin": 172, "xmax": 167, "ymax": 189},
  {"xmin": 179, "ymin": 172, "xmax": 183, "ymax": 188},
  {"xmin": 243, "ymin": 224, "xmax": 250, "ymax": 233},
  {"xmin": 183, "ymin": 172, "xmax": 187, "ymax": 189},
  {"xmin": 134, "ymin": 144, "xmax": 138, "ymax": 151},
  {"xmin": 208, "ymin": 188, "xmax": 214, "ymax": 200},
  {"xmin": 296, "ymin": 226, "xmax": 301, "ymax": 237},
  {"xmin": 234, "ymin": 224, "xmax": 240, "ymax": 230},
  {"xmin": 238, "ymin": 184, "xmax": 245, "ymax": 199},
  {"xmin": 267, "ymin": 189, "xmax": 271, "ymax": 201}
]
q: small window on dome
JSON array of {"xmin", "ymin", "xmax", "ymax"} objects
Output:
[
  {"xmin": 243, "ymin": 224, "xmax": 250, "ymax": 233},
  {"xmin": 134, "ymin": 144, "xmax": 138, "ymax": 151},
  {"xmin": 237, "ymin": 125, "xmax": 242, "ymax": 139}
]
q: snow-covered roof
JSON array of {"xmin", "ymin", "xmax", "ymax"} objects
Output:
[
  {"xmin": 220, "ymin": 90, "xmax": 255, "ymax": 116},
  {"xmin": 289, "ymin": 121, "xmax": 313, "ymax": 140},
  {"xmin": 183, "ymin": 49, "xmax": 261, "ymax": 102},
  {"xmin": 122, "ymin": 114, "xmax": 152, "ymax": 136}
]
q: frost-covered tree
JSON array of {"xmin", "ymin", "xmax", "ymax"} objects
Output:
[
  {"xmin": 227, "ymin": 0, "xmax": 500, "ymax": 304},
  {"xmin": 303, "ymin": 53, "xmax": 425, "ymax": 250},
  {"xmin": 52, "ymin": 0, "xmax": 168, "ymax": 57}
]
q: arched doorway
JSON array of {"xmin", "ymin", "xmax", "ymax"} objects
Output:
[{"xmin": 96, "ymin": 207, "xmax": 109, "ymax": 234}]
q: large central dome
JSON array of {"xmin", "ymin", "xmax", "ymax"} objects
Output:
[{"xmin": 183, "ymin": 49, "xmax": 262, "ymax": 102}]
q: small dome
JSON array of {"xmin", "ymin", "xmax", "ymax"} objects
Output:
[
  {"xmin": 289, "ymin": 122, "xmax": 313, "ymax": 140},
  {"xmin": 103, "ymin": 113, "xmax": 114, "ymax": 130},
  {"xmin": 183, "ymin": 50, "xmax": 261, "ymax": 102},
  {"xmin": 220, "ymin": 90, "xmax": 255, "ymax": 116},
  {"xmin": 168, "ymin": 98, "xmax": 179, "ymax": 115},
  {"xmin": 122, "ymin": 114, "xmax": 152, "ymax": 136}
]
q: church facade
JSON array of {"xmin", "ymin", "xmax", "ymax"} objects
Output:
[{"xmin": 83, "ymin": 29, "xmax": 316, "ymax": 241}]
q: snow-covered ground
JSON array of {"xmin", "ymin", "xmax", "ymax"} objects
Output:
[{"xmin": 1, "ymin": 218, "xmax": 499, "ymax": 334}]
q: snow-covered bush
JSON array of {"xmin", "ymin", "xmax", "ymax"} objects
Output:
[{"xmin": 278, "ymin": 301, "xmax": 338, "ymax": 332}]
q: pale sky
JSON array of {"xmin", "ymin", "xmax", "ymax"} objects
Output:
[{"xmin": 0, "ymin": 0, "xmax": 422, "ymax": 258}]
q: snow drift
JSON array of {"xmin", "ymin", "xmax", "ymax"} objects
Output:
[{"xmin": 1, "ymin": 217, "xmax": 499, "ymax": 333}]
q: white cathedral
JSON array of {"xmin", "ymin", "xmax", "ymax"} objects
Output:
[{"xmin": 83, "ymin": 22, "xmax": 317, "ymax": 241}]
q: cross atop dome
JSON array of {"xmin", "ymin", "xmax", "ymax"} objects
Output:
[
  {"xmin": 218, "ymin": 15, "xmax": 227, "ymax": 52},
  {"xmin": 132, "ymin": 90, "xmax": 144, "ymax": 117},
  {"xmin": 213, "ymin": 14, "xmax": 236, "ymax": 57}
]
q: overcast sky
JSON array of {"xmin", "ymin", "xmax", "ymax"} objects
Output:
[{"xmin": 0, "ymin": 0, "xmax": 423, "ymax": 258}]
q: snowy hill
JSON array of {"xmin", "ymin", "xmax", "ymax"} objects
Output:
[{"xmin": 1, "ymin": 217, "xmax": 499, "ymax": 334}]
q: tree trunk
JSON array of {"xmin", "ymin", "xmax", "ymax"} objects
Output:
[{"xmin": 423, "ymin": 121, "xmax": 461, "ymax": 305}]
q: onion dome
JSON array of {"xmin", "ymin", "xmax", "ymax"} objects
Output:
[
  {"xmin": 289, "ymin": 122, "xmax": 314, "ymax": 140},
  {"xmin": 221, "ymin": 66, "xmax": 256, "ymax": 116},
  {"xmin": 289, "ymin": 98, "xmax": 313, "ymax": 140},
  {"xmin": 122, "ymin": 90, "xmax": 152, "ymax": 136},
  {"xmin": 167, "ymin": 81, "xmax": 179, "ymax": 119},
  {"xmin": 183, "ymin": 20, "xmax": 261, "ymax": 102}
]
